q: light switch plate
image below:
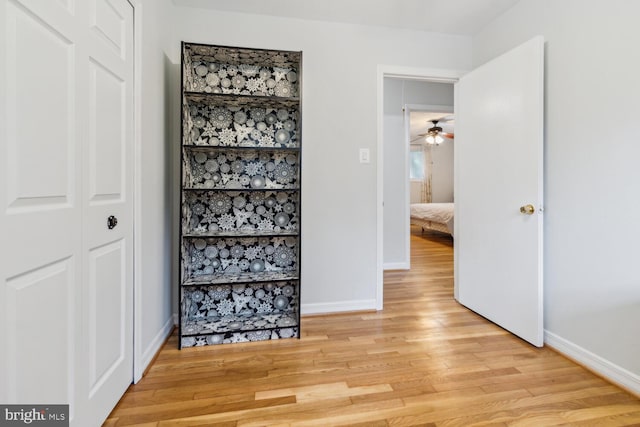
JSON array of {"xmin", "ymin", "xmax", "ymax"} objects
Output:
[{"xmin": 359, "ymin": 148, "xmax": 370, "ymax": 164}]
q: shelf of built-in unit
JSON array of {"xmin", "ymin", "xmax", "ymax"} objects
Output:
[
  {"xmin": 183, "ymin": 146, "xmax": 300, "ymax": 189},
  {"xmin": 184, "ymin": 92, "xmax": 300, "ymax": 108},
  {"xmin": 181, "ymin": 311, "xmax": 299, "ymax": 336},
  {"xmin": 182, "ymin": 271, "xmax": 299, "ymax": 287},
  {"xmin": 182, "ymin": 189, "xmax": 299, "ymax": 235},
  {"xmin": 182, "ymin": 186, "xmax": 299, "ymax": 192},
  {"xmin": 182, "ymin": 187, "xmax": 299, "ymax": 192},
  {"xmin": 183, "ymin": 42, "xmax": 301, "ymax": 65},
  {"xmin": 180, "ymin": 327, "xmax": 298, "ymax": 347},
  {"xmin": 182, "ymin": 230, "xmax": 299, "ymax": 238},
  {"xmin": 182, "ymin": 98, "xmax": 300, "ymax": 148},
  {"xmin": 183, "ymin": 145, "xmax": 299, "ymax": 152},
  {"xmin": 182, "ymin": 235, "xmax": 298, "ymax": 280}
]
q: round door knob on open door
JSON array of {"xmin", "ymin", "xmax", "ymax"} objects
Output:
[{"xmin": 520, "ymin": 204, "xmax": 535, "ymax": 215}]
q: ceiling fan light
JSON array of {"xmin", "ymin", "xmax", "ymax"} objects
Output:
[
  {"xmin": 435, "ymin": 134, "xmax": 444, "ymax": 144},
  {"xmin": 426, "ymin": 135, "xmax": 435, "ymax": 144}
]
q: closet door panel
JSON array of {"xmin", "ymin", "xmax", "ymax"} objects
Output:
[
  {"xmin": 0, "ymin": 0, "xmax": 82, "ymax": 408},
  {"xmin": 78, "ymin": 0, "xmax": 134, "ymax": 424},
  {"xmin": 5, "ymin": 259, "xmax": 74, "ymax": 404}
]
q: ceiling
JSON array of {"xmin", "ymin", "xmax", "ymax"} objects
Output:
[
  {"xmin": 172, "ymin": 0, "xmax": 520, "ymax": 36},
  {"xmin": 410, "ymin": 111, "xmax": 454, "ymax": 144}
]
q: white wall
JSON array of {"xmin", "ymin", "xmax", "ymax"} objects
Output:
[
  {"xmin": 383, "ymin": 79, "xmax": 454, "ymax": 269},
  {"xmin": 474, "ymin": 0, "xmax": 640, "ymax": 390},
  {"xmin": 133, "ymin": 0, "xmax": 176, "ymax": 381},
  {"xmin": 408, "ymin": 145, "xmax": 454, "ymax": 205},
  {"xmin": 167, "ymin": 6, "xmax": 471, "ymax": 313}
]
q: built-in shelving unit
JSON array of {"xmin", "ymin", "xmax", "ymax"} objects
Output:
[{"xmin": 179, "ymin": 42, "xmax": 302, "ymax": 348}]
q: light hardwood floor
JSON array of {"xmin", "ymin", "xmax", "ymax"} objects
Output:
[{"xmin": 106, "ymin": 227, "xmax": 640, "ymax": 426}]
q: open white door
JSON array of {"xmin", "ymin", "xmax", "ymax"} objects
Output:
[{"xmin": 454, "ymin": 36, "xmax": 544, "ymax": 346}]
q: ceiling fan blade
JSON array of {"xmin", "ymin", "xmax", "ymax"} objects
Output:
[
  {"xmin": 441, "ymin": 132, "xmax": 454, "ymax": 139},
  {"xmin": 410, "ymin": 136, "xmax": 425, "ymax": 143}
]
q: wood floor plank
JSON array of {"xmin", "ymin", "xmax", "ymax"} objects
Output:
[{"xmin": 106, "ymin": 226, "xmax": 640, "ymax": 426}]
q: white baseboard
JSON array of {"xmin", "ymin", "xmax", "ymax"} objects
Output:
[
  {"xmin": 383, "ymin": 262, "xmax": 410, "ymax": 270},
  {"xmin": 301, "ymin": 299, "xmax": 377, "ymax": 316},
  {"xmin": 134, "ymin": 316, "xmax": 174, "ymax": 383},
  {"xmin": 545, "ymin": 330, "xmax": 640, "ymax": 396}
]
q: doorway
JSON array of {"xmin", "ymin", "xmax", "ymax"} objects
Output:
[
  {"xmin": 376, "ymin": 68, "xmax": 462, "ymax": 309},
  {"xmin": 378, "ymin": 37, "xmax": 544, "ymax": 345},
  {"xmin": 406, "ymin": 104, "xmax": 455, "ymax": 239},
  {"xmin": 381, "ymin": 78, "xmax": 454, "ymax": 272}
]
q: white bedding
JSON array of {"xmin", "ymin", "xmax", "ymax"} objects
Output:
[{"xmin": 410, "ymin": 203, "xmax": 454, "ymax": 235}]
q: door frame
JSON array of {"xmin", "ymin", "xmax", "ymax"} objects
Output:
[
  {"xmin": 130, "ymin": 0, "xmax": 176, "ymax": 383},
  {"xmin": 376, "ymin": 65, "xmax": 465, "ymax": 310},
  {"xmin": 130, "ymin": 0, "xmax": 143, "ymax": 382}
]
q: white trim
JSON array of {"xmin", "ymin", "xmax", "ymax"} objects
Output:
[
  {"xmin": 376, "ymin": 65, "xmax": 465, "ymax": 312},
  {"xmin": 132, "ymin": 0, "xmax": 144, "ymax": 384},
  {"xmin": 301, "ymin": 299, "xmax": 377, "ymax": 316},
  {"xmin": 403, "ymin": 104, "xmax": 410, "ymax": 270},
  {"xmin": 173, "ymin": 312, "xmax": 179, "ymax": 326},
  {"xmin": 405, "ymin": 103, "xmax": 454, "ymax": 113},
  {"xmin": 545, "ymin": 330, "xmax": 640, "ymax": 396},
  {"xmin": 135, "ymin": 316, "xmax": 174, "ymax": 383},
  {"xmin": 453, "ymin": 85, "xmax": 460, "ymax": 302},
  {"xmin": 383, "ymin": 262, "xmax": 410, "ymax": 271}
]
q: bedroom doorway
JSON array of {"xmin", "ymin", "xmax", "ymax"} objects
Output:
[
  {"xmin": 407, "ymin": 106, "xmax": 454, "ymax": 204},
  {"xmin": 377, "ymin": 69, "xmax": 462, "ymax": 309},
  {"xmin": 378, "ymin": 37, "xmax": 544, "ymax": 346},
  {"xmin": 406, "ymin": 105, "xmax": 455, "ymax": 244},
  {"xmin": 381, "ymin": 78, "xmax": 455, "ymax": 271}
]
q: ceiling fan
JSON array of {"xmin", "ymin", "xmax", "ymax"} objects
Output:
[{"xmin": 412, "ymin": 117, "xmax": 454, "ymax": 145}]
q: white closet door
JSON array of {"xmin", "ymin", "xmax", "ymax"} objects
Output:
[
  {"xmin": 0, "ymin": 0, "xmax": 84, "ymax": 409},
  {"xmin": 0, "ymin": 1, "xmax": 134, "ymax": 425},
  {"xmin": 77, "ymin": 0, "xmax": 134, "ymax": 424}
]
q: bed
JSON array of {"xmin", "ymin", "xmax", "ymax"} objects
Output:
[{"xmin": 410, "ymin": 202, "xmax": 454, "ymax": 237}]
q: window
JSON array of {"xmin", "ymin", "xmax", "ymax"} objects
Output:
[{"xmin": 409, "ymin": 147, "xmax": 424, "ymax": 180}]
